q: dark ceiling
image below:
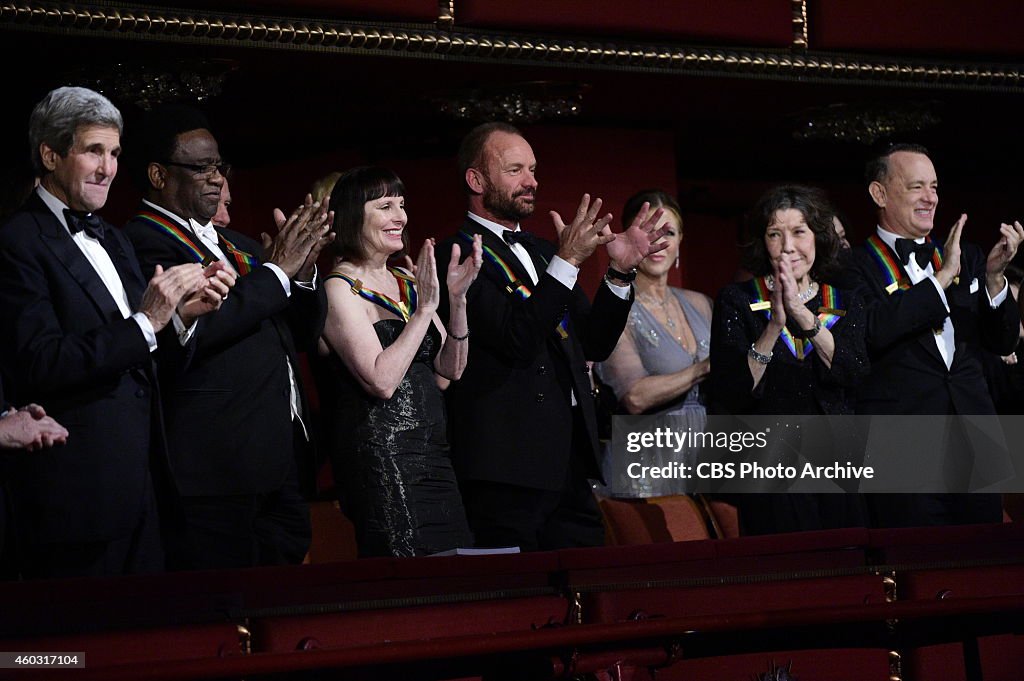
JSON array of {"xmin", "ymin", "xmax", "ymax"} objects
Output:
[{"xmin": 2, "ymin": 29, "xmax": 1022, "ymax": 223}]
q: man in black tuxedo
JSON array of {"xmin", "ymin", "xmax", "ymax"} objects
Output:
[
  {"xmin": 124, "ymin": 106, "xmax": 332, "ymax": 569},
  {"xmin": 0, "ymin": 87, "xmax": 223, "ymax": 578},
  {"xmin": 0, "ymin": 381, "xmax": 69, "ymax": 578},
  {"xmin": 853, "ymin": 143, "xmax": 1023, "ymax": 526},
  {"xmin": 437, "ymin": 122, "xmax": 667, "ymax": 551}
]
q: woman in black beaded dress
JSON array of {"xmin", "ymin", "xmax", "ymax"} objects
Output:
[
  {"xmin": 710, "ymin": 185, "xmax": 869, "ymax": 534},
  {"xmin": 321, "ymin": 167, "xmax": 482, "ymax": 557}
]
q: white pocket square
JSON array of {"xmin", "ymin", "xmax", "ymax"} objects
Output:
[{"xmin": 969, "ymin": 277, "xmax": 979, "ymax": 293}]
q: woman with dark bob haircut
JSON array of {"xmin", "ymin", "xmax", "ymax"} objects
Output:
[
  {"xmin": 710, "ymin": 185, "xmax": 869, "ymax": 535},
  {"xmin": 320, "ymin": 166, "xmax": 483, "ymax": 557}
]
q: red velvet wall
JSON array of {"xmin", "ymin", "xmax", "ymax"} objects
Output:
[
  {"xmin": 456, "ymin": 0, "xmax": 794, "ymax": 46},
  {"xmin": 101, "ymin": 133, "xmax": 1020, "ymax": 309},
  {"xmin": 105, "ymin": 125, "xmax": 680, "ymax": 297},
  {"xmin": 154, "ymin": 0, "xmax": 439, "ymax": 22},
  {"xmin": 810, "ymin": 0, "xmax": 1024, "ymax": 58}
]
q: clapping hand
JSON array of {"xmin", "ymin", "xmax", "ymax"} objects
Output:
[
  {"xmin": 604, "ymin": 201, "xmax": 671, "ymax": 273},
  {"xmin": 775, "ymin": 257, "xmax": 819, "ymax": 333},
  {"xmin": 986, "ymin": 220, "xmax": 1024, "ymax": 296},
  {"xmin": 177, "ymin": 261, "xmax": 238, "ymax": 324},
  {"xmin": 551, "ymin": 194, "xmax": 614, "ymax": 267},
  {"xmin": 140, "ymin": 263, "xmax": 208, "ymax": 332},
  {"xmin": 769, "ymin": 259, "xmax": 788, "ymax": 329},
  {"xmin": 264, "ymin": 194, "xmax": 334, "ymax": 280},
  {"xmin": 414, "ymin": 238, "xmax": 440, "ymax": 314},
  {"xmin": 935, "ymin": 213, "xmax": 966, "ymax": 290},
  {"xmin": 447, "ymin": 233, "xmax": 483, "ymax": 300},
  {"xmin": 0, "ymin": 404, "xmax": 68, "ymax": 451}
]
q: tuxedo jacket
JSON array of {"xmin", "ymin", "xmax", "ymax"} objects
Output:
[
  {"xmin": 436, "ymin": 219, "xmax": 631, "ymax": 491},
  {"xmin": 124, "ymin": 208, "xmax": 324, "ymax": 497},
  {"xmin": 852, "ymin": 239, "xmax": 1019, "ymax": 415},
  {"xmin": 0, "ymin": 193, "xmax": 164, "ymax": 543}
]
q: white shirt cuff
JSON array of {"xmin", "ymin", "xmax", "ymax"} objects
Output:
[
  {"xmin": 171, "ymin": 312, "xmax": 198, "ymax": 346},
  {"xmin": 546, "ymin": 256, "xmax": 578, "ymax": 290},
  {"xmin": 294, "ymin": 265, "xmax": 318, "ymax": 291},
  {"xmin": 605, "ymin": 279, "xmax": 632, "ymax": 300},
  {"xmin": 132, "ymin": 312, "xmax": 158, "ymax": 352},
  {"xmin": 987, "ymin": 276, "xmax": 1009, "ymax": 307},
  {"xmin": 263, "ymin": 262, "xmax": 292, "ymax": 297}
]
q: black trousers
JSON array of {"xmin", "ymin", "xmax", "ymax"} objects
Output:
[
  {"xmin": 18, "ymin": 481, "xmax": 164, "ymax": 579},
  {"xmin": 462, "ymin": 409, "xmax": 604, "ymax": 552},
  {"xmin": 168, "ymin": 458, "xmax": 311, "ymax": 570}
]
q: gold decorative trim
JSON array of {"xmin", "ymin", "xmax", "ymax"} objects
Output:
[
  {"xmin": 791, "ymin": 0, "xmax": 808, "ymax": 51},
  {"xmin": 881, "ymin": 571, "xmax": 897, "ymax": 603},
  {"xmin": 236, "ymin": 624, "xmax": 252, "ymax": 655},
  {"xmin": 888, "ymin": 650, "xmax": 902, "ymax": 681},
  {"xmin": 2, "ymin": 1, "xmax": 1023, "ymax": 92},
  {"xmin": 437, "ymin": 0, "xmax": 453, "ymax": 30}
]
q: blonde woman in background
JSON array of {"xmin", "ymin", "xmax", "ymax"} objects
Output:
[
  {"xmin": 596, "ymin": 189, "xmax": 711, "ymax": 497},
  {"xmin": 312, "ymin": 171, "xmax": 342, "ymax": 204}
]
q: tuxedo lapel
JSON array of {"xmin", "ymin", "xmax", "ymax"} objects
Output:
[
  {"xmin": 214, "ymin": 227, "xmax": 262, "ymax": 276},
  {"xmin": 463, "ymin": 219, "xmax": 538, "ymax": 292},
  {"xmin": 32, "ymin": 201, "xmax": 124, "ymax": 322},
  {"xmin": 864, "ymin": 239, "xmax": 946, "ymax": 365},
  {"xmin": 104, "ymin": 230, "xmax": 146, "ymax": 309},
  {"xmin": 135, "ymin": 204, "xmax": 222, "ymax": 267}
]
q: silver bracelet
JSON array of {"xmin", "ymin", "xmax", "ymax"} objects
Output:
[{"xmin": 748, "ymin": 343, "xmax": 773, "ymax": 365}]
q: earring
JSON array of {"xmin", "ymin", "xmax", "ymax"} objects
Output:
[{"xmin": 674, "ymin": 254, "xmax": 680, "ymax": 269}]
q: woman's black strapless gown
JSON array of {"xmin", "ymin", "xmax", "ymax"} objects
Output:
[{"xmin": 326, "ymin": 319, "xmax": 472, "ymax": 557}]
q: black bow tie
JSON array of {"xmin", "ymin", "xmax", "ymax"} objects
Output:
[
  {"xmin": 894, "ymin": 238, "xmax": 935, "ymax": 269},
  {"xmin": 64, "ymin": 209, "xmax": 106, "ymax": 241},
  {"xmin": 502, "ymin": 229, "xmax": 532, "ymax": 247}
]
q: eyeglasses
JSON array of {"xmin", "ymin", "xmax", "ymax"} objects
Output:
[{"xmin": 163, "ymin": 161, "xmax": 232, "ymax": 178}]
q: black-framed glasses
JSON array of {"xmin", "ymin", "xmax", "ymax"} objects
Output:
[{"xmin": 163, "ymin": 161, "xmax": 232, "ymax": 178}]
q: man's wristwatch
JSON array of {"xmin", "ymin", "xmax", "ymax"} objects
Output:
[
  {"xmin": 791, "ymin": 316, "xmax": 822, "ymax": 339},
  {"xmin": 605, "ymin": 266, "xmax": 637, "ymax": 284}
]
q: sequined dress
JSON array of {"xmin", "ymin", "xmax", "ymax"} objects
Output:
[
  {"xmin": 326, "ymin": 319, "xmax": 473, "ymax": 557},
  {"xmin": 597, "ymin": 288, "xmax": 711, "ymax": 497},
  {"xmin": 709, "ymin": 280, "xmax": 870, "ymax": 534},
  {"xmin": 711, "ymin": 282, "xmax": 868, "ymax": 415}
]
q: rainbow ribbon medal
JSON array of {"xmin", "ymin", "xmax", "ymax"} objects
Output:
[
  {"xmin": 218, "ymin": 235, "xmax": 258, "ymax": 275},
  {"xmin": 865, "ymin": 234, "xmax": 943, "ymax": 295},
  {"xmin": 746, "ymin": 276, "xmax": 845, "ymax": 360},
  {"xmin": 325, "ymin": 267, "xmax": 417, "ymax": 321},
  {"xmin": 134, "ymin": 211, "xmax": 259, "ymax": 275},
  {"xmin": 459, "ymin": 230, "xmax": 570, "ymax": 340}
]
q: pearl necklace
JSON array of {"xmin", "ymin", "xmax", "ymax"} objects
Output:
[{"xmin": 765, "ymin": 276, "xmax": 818, "ymax": 303}]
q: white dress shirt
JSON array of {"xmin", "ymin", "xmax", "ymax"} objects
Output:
[
  {"xmin": 37, "ymin": 186, "xmax": 158, "ymax": 352},
  {"xmin": 142, "ymin": 200, "xmax": 310, "ymax": 437},
  {"xmin": 466, "ymin": 212, "xmax": 630, "ymax": 300},
  {"xmin": 468, "ymin": 212, "xmax": 631, "ymax": 407},
  {"xmin": 876, "ymin": 226, "xmax": 1007, "ymax": 368}
]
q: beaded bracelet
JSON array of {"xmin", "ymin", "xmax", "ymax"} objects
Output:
[
  {"xmin": 748, "ymin": 343, "xmax": 773, "ymax": 365},
  {"xmin": 449, "ymin": 330, "xmax": 470, "ymax": 341}
]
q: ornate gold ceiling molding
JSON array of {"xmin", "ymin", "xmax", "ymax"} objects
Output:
[
  {"xmin": 2, "ymin": 1, "xmax": 1022, "ymax": 93},
  {"xmin": 791, "ymin": 0, "xmax": 808, "ymax": 50},
  {"xmin": 437, "ymin": 0, "xmax": 453, "ymax": 30}
]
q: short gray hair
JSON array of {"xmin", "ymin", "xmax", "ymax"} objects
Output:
[{"xmin": 29, "ymin": 87, "xmax": 123, "ymax": 176}]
